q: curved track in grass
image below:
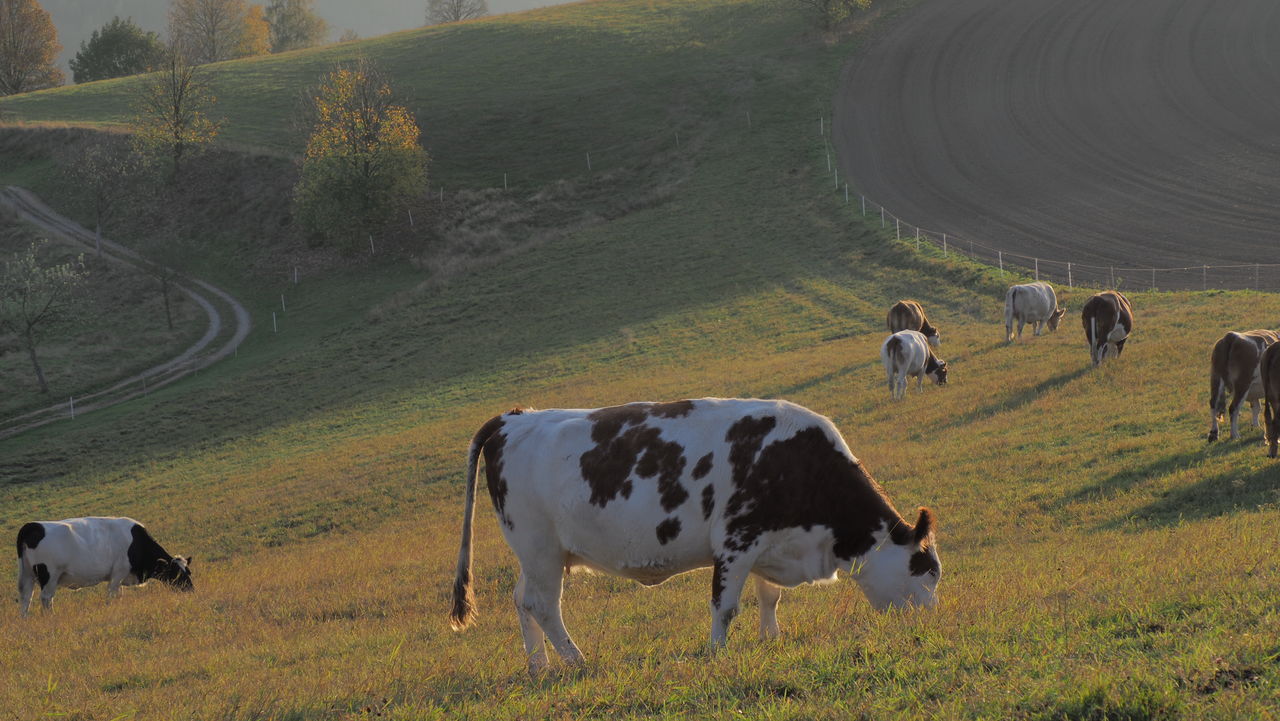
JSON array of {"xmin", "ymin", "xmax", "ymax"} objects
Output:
[
  {"xmin": 834, "ymin": 0, "xmax": 1280, "ymax": 289},
  {"xmin": 0, "ymin": 187, "xmax": 252, "ymax": 439}
]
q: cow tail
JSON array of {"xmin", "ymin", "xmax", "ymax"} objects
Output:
[{"xmin": 451, "ymin": 415, "xmax": 504, "ymax": 630}]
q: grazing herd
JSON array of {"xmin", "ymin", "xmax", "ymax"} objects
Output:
[{"xmin": 12, "ymin": 275, "xmax": 1276, "ymax": 679}]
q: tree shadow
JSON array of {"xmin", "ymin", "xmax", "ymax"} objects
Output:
[
  {"xmin": 936, "ymin": 366, "xmax": 1091, "ymax": 431},
  {"xmin": 1104, "ymin": 462, "xmax": 1280, "ymax": 530}
]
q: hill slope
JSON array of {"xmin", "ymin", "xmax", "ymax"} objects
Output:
[{"xmin": 1, "ymin": 0, "xmax": 1278, "ymax": 718}]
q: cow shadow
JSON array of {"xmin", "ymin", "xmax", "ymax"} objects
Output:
[
  {"xmin": 1103, "ymin": 462, "xmax": 1280, "ymax": 530},
  {"xmin": 936, "ymin": 366, "xmax": 1091, "ymax": 431},
  {"xmin": 1058, "ymin": 443, "xmax": 1240, "ymax": 507},
  {"xmin": 763, "ymin": 359, "xmax": 881, "ymax": 398}
]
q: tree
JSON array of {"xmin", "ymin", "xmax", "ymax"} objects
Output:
[
  {"xmin": 425, "ymin": 0, "xmax": 487, "ymax": 26},
  {"xmin": 0, "ymin": 240, "xmax": 87, "ymax": 393},
  {"xmin": 59, "ymin": 135, "xmax": 143, "ymax": 256},
  {"xmin": 265, "ymin": 0, "xmax": 326, "ymax": 53},
  {"xmin": 0, "ymin": 0, "xmax": 63, "ymax": 95},
  {"xmin": 130, "ymin": 46, "xmax": 222, "ymax": 184},
  {"xmin": 68, "ymin": 16, "xmax": 164, "ymax": 84},
  {"xmin": 168, "ymin": 0, "xmax": 270, "ymax": 65},
  {"xmin": 294, "ymin": 59, "xmax": 428, "ymax": 248}
]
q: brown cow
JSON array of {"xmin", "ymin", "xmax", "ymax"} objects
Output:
[
  {"xmin": 1081, "ymin": 291, "xmax": 1133, "ymax": 366},
  {"xmin": 886, "ymin": 300, "xmax": 940, "ymax": 347},
  {"xmin": 1207, "ymin": 330, "xmax": 1280, "ymax": 442},
  {"xmin": 1262, "ymin": 343, "xmax": 1280, "ymax": 458}
]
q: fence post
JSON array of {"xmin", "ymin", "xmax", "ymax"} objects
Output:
[
  {"xmin": 916, "ymin": 228, "xmax": 921, "ymax": 252},
  {"xmin": 587, "ymin": 152, "xmax": 592, "ymax": 171},
  {"xmin": 273, "ymin": 312, "xmax": 278, "ymax": 333},
  {"xmin": 820, "ymin": 116, "xmax": 823, "ymax": 136},
  {"xmin": 1151, "ymin": 268, "xmax": 1156, "ymax": 290},
  {"xmin": 69, "ymin": 396, "xmax": 75, "ymax": 419},
  {"xmin": 896, "ymin": 218, "xmax": 900, "ymax": 240},
  {"xmin": 1110, "ymin": 267, "xmax": 1115, "ymax": 288},
  {"xmin": 1034, "ymin": 258, "xmax": 1039, "ymax": 281},
  {"xmin": 999, "ymin": 251, "xmax": 1004, "ymax": 276},
  {"xmin": 1067, "ymin": 262, "xmax": 1072, "ymax": 288},
  {"xmin": 1203, "ymin": 265, "xmax": 1207, "ymax": 291},
  {"xmin": 943, "ymin": 234, "xmax": 948, "ymax": 258},
  {"xmin": 861, "ymin": 196, "xmax": 866, "ymax": 216},
  {"xmin": 881, "ymin": 207, "xmax": 885, "ymax": 228},
  {"xmin": 844, "ymin": 183, "xmax": 848, "ymax": 204}
]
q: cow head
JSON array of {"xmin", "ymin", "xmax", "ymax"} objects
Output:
[
  {"xmin": 151, "ymin": 556, "xmax": 195, "ymax": 592},
  {"xmin": 1048, "ymin": 306, "xmax": 1066, "ymax": 331},
  {"xmin": 854, "ymin": 508, "xmax": 940, "ymax": 611},
  {"xmin": 928, "ymin": 360, "xmax": 948, "ymax": 385}
]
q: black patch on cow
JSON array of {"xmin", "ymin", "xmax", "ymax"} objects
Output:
[
  {"xmin": 724, "ymin": 421, "xmax": 904, "ymax": 560},
  {"xmin": 33, "ymin": 563, "xmax": 50, "ymax": 587},
  {"xmin": 649, "ymin": 400, "xmax": 695, "ymax": 419},
  {"xmin": 655, "ymin": 517, "xmax": 681, "ymax": 545},
  {"xmin": 711, "ymin": 555, "xmax": 729, "ymax": 608},
  {"xmin": 701, "ymin": 485, "xmax": 715, "ymax": 520},
  {"xmin": 692, "ymin": 453, "xmax": 714, "ymax": 480},
  {"xmin": 127, "ymin": 524, "xmax": 174, "ymax": 583},
  {"xmin": 478, "ymin": 416, "xmax": 514, "ymax": 530},
  {"xmin": 909, "ymin": 549, "xmax": 940, "ymax": 577},
  {"xmin": 580, "ymin": 404, "xmax": 690, "ymax": 510},
  {"xmin": 16, "ymin": 522, "xmax": 44, "ymax": 559}
]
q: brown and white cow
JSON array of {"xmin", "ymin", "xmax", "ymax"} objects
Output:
[
  {"xmin": 1081, "ymin": 291, "xmax": 1133, "ymax": 366},
  {"xmin": 881, "ymin": 330, "xmax": 948, "ymax": 399},
  {"xmin": 887, "ymin": 300, "xmax": 940, "ymax": 347},
  {"xmin": 1004, "ymin": 282, "xmax": 1066, "ymax": 341},
  {"xmin": 450, "ymin": 399, "xmax": 941, "ymax": 673},
  {"xmin": 1207, "ymin": 330, "xmax": 1279, "ymax": 442},
  {"xmin": 1261, "ymin": 343, "xmax": 1280, "ymax": 458}
]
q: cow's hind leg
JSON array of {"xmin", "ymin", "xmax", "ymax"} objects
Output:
[
  {"xmin": 515, "ymin": 554, "xmax": 584, "ymax": 672},
  {"xmin": 36, "ymin": 565, "xmax": 57, "ymax": 612},
  {"xmin": 1228, "ymin": 393, "xmax": 1244, "ymax": 441},
  {"xmin": 1250, "ymin": 400, "xmax": 1262, "ymax": 429},
  {"xmin": 17, "ymin": 562, "xmax": 34, "ymax": 617},
  {"xmin": 754, "ymin": 576, "xmax": 782, "ymax": 640},
  {"xmin": 710, "ymin": 553, "xmax": 754, "ymax": 648},
  {"xmin": 513, "ymin": 572, "xmax": 550, "ymax": 672}
]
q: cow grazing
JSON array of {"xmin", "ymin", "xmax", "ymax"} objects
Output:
[
  {"xmin": 1262, "ymin": 343, "xmax": 1280, "ymax": 458},
  {"xmin": 1004, "ymin": 282, "xmax": 1066, "ymax": 341},
  {"xmin": 1081, "ymin": 291, "xmax": 1134, "ymax": 366},
  {"xmin": 881, "ymin": 330, "xmax": 949, "ymax": 399},
  {"xmin": 887, "ymin": 300, "xmax": 940, "ymax": 347},
  {"xmin": 1207, "ymin": 330, "xmax": 1280, "ymax": 442},
  {"xmin": 16, "ymin": 517, "xmax": 193, "ymax": 616},
  {"xmin": 450, "ymin": 399, "xmax": 941, "ymax": 673}
]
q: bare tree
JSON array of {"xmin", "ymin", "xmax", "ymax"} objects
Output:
[
  {"xmin": 59, "ymin": 135, "xmax": 143, "ymax": 256},
  {"xmin": 265, "ymin": 0, "xmax": 327, "ymax": 53},
  {"xmin": 168, "ymin": 0, "xmax": 269, "ymax": 64},
  {"xmin": 0, "ymin": 240, "xmax": 87, "ymax": 393},
  {"xmin": 425, "ymin": 0, "xmax": 487, "ymax": 26},
  {"xmin": 0, "ymin": 0, "xmax": 63, "ymax": 95}
]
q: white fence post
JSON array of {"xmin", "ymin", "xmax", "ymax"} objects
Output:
[
  {"xmin": 1151, "ymin": 268, "xmax": 1156, "ymax": 290},
  {"xmin": 272, "ymin": 312, "xmax": 278, "ymax": 333},
  {"xmin": 586, "ymin": 153, "xmax": 592, "ymax": 171},
  {"xmin": 1067, "ymin": 262, "xmax": 1072, "ymax": 288},
  {"xmin": 1203, "ymin": 265, "xmax": 1207, "ymax": 291},
  {"xmin": 861, "ymin": 196, "xmax": 866, "ymax": 216},
  {"xmin": 998, "ymin": 251, "xmax": 1004, "ymax": 276},
  {"xmin": 69, "ymin": 397, "xmax": 75, "ymax": 419},
  {"xmin": 896, "ymin": 218, "xmax": 900, "ymax": 240},
  {"xmin": 1110, "ymin": 267, "xmax": 1115, "ymax": 288},
  {"xmin": 1034, "ymin": 258, "xmax": 1039, "ymax": 280},
  {"xmin": 943, "ymin": 234, "xmax": 948, "ymax": 257},
  {"xmin": 844, "ymin": 183, "xmax": 849, "ymax": 204},
  {"xmin": 880, "ymin": 207, "xmax": 885, "ymax": 228}
]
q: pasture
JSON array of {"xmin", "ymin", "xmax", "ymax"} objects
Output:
[{"xmin": 1, "ymin": 0, "xmax": 1278, "ymax": 718}]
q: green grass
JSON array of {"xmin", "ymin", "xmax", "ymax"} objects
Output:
[{"xmin": 1, "ymin": 0, "xmax": 1279, "ymax": 718}]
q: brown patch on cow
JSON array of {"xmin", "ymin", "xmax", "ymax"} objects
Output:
[
  {"xmin": 701, "ymin": 485, "xmax": 715, "ymax": 520},
  {"xmin": 649, "ymin": 400, "xmax": 695, "ymax": 419},
  {"xmin": 1082, "ymin": 291, "xmax": 1134, "ymax": 363},
  {"xmin": 655, "ymin": 517, "xmax": 682, "ymax": 544},
  {"xmin": 579, "ymin": 403, "xmax": 690, "ymax": 510},
  {"xmin": 724, "ymin": 419, "xmax": 905, "ymax": 559},
  {"xmin": 479, "ymin": 418, "xmax": 514, "ymax": 530},
  {"xmin": 692, "ymin": 452, "xmax": 714, "ymax": 480}
]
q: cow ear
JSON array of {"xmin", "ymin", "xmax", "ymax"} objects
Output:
[{"xmin": 912, "ymin": 507, "xmax": 935, "ymax": 546}]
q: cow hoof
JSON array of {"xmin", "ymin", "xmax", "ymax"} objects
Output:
[{"xmin": 1206, "ymin": 433, "xmax": 1217, "ymax": 443}]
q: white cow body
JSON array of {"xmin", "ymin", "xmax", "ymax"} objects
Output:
[
  {"xmin": 880, "ymin": 330, "xmax": 948, "ymax": 399},
  {"xmin": 450, "ymin": 399, "xmax": 940, "ymax": 673},
  {"xmin": 16, "ymin": 516, "xmax": 192, "ymax": 616},
  {"xmin": 1005, "ymin": 282, "xmax": 1065, "ymax": 341}
]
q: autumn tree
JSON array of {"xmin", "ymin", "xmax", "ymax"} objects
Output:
[
  {"xmin": 0, "ymin": 0, "xmax": 63, "ymax": 95},
  {"xmin": 265, "ymin": 0, "xmax": 327, "ymax": 53},
  {"xmin": 0, "ymin": 240, "xmax": 87, "ymax": 393},
  {"xmin": 130, "ymin": 46, "xmax": 222, "ymax": 184},
  {"xmin": 425, "ymin": 0, "xmax": 487, "ymax": 25},
  {"xmin": 294, "ymin": 59, "xmax": 428, "ymax": 248},
  {"xmin": 168, "ymin": 0, "xmax": 270, "ymax": 65},
  {"xmin": 69, "ymin": 16, "xmax": 164, "ymax": 83}
]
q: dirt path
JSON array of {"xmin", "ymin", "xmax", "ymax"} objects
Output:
[
  {"xmin": 833, "ymin": 0, "xmax": 1280, "ymax": 289},
  {"xmin": 0, "ymin": 187, "xmax": 252, "ymax": 439}
]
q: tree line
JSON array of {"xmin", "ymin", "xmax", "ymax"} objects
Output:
[{"xmin": 0, "ymin": 0, "xmax": 492, "ymax": 94}]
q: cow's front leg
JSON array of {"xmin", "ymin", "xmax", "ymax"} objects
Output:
[
  {"xmin": 1017, "ymin": 319, "xmax": 1026, "ymax": 338},
  {"xmin": 754, "ymin": 576, "xmax": 782, "ymax": 640},
  {"xmin": 710, "ymin": 554, "xmax": 752, "ymax": 649},
  {"xmin": 1033, "ymin": 320, "xmax": 1043, "ymax": 336}
]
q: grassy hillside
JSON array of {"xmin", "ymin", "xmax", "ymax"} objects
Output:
[{"xmin": 2, "ymin": 0, "xmax": 1279, "ymax": 718}]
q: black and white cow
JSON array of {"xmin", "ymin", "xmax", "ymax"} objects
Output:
[
  {"xmin": 1004, "ymin": 282, "xmax": 1066, "ymax": 341},
  {"xmin": 881, "ymin": 330, "xmax": 948, "ymax": 399},
  {"xmin": 16, "ymin": 517, "xmax": 193, "ymax": 616},
  {"xmin": 450, "ymin": 398, "xmax": 941, "ymax": 673},
  {"xmin": 1082, "ymin": 291, "xmax": 1134, "ymax": 366}
]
